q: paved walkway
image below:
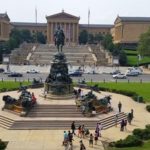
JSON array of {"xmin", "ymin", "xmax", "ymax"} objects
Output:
[{"xmin": 0, "ymin": 88, "xmax": 150, "ymax": 150}]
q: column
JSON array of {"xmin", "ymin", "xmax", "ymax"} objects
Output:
[
  {"xmin": 51, "ymin": 22, "xmax": 53, "ymax": 43},
  {"xmin": 72, "ymin": 23, "xmax": 75, "ymax": 43},
  {"xmin": 69, "ymin": 23, "xmax": 71, "ymax": 44},
  {"xmin": 47, "ymin": 22, "xmax": 50, "ymax": 43},
  {"xmin": 64, "ymin": 23, "xmax": 67, "ymax": 43},
  {"xmin": 76, "ymin": 23, "xmax": 79, "ymax": 44},
  {"xmin": 0, "ymin": 22, "xmax": 2, "ymax": 37}
]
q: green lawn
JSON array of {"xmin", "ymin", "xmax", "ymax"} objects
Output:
[
  {"xmin": 124, "ymin": 50, "xmax": 137, "ymax": 55},
  {"xmin": 108, "ymin": 140, "xmax": 150, "ymax": 150},
  {"xmin": 127, "ymin": 55, "xmax": 150, "ymax": 66},
  {"xmin": 0, "ymin": 81, "xmax": 31, "ymax": 91},
  {"xmin": 87, "ymin": 82, "xmax": 150, "ymax": 102}
]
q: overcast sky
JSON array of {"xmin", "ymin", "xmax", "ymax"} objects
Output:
[{"xmin": 0, "ymin": 0, "xmax": 150, "ymax": 24}]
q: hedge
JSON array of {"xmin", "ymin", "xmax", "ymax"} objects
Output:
[{"xmin": 146, "ymin": 105, "xmax": 150, "ymax": 112}]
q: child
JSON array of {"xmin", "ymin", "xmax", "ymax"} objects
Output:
[{"xmin": 89, "ymin": 133, "xmax": 93, "ymax": 147}]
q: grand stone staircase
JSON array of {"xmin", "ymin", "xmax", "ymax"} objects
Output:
[
  {"xmin": 10, "ymin": 112, "xmax": 127, "ymax": 130},
  {"xmin": 0, "ymin": 104, "xmax": 127, "ymax": 130},
  {"xmin": 90, "ymin": 45, "xmax": 110, "ymax": 66},
  {"xmin": 29, "ymin": 44, "xmax": 95, "ymax": 66}
]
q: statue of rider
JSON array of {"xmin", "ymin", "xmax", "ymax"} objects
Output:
[{"xmin": 54, "ymin": 26, "xmax": 65, "ymax": 52}]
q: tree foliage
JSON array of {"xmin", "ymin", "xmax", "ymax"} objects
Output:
[
  {"xmin": 101, "ymin": 34, "xmax": 114, "ymax": 51},
  {"xmin": 79, "ymin": 30, "xmax": 88, "ymax": 44},
  {"xmin": 33, "ymin": 32, "xmax": 46, "ymax": 44},
  {"xmin": 138, "ymin": 28, "xmax": 150, "ymax": 56}
]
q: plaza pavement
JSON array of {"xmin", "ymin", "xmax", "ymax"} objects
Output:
[{"xmin": 0, "ymin": 88, "xmax": 150, "ymax": 150}]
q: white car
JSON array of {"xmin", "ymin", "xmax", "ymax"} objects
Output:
[
  {"xmin": 112, "ymin": 73, "xmax": 127, "ymax": 79},
  {"xmin": 127, "ymin": 67, "xmax": 143, "ymax": 75},
  {"xmin": 26, "ymin": 69, "xmax": 39, "ymax": 74},
  {"xmin": 3, "ymin": 71, "xmax": 12, "ymax": 74}
]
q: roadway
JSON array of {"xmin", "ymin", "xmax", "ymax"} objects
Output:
[{"xmin": 0, "ymin": 73, "xmax": 150, "ymax": 82}]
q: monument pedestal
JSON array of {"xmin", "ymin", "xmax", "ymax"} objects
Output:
[{"xmin": 41, "ymin": 52, "xmax": 74, "ymax": 100}]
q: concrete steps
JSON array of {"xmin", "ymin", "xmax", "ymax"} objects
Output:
[
  {"xmin": 27, "ymin": 104, "xmax": 84, "ymax": 118},
  {"xmin": 10, "ymin": 112, "xmax": 127, "ymax": 130},
  {"xmin": 0, "ymin": 115, "xmax": 14, "ymax": 129}
]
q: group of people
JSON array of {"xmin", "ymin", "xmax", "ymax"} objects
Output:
[
  {"xmin": 74, "ymin": 88, "xmax": 83, "ymax": 99},
  {"xmin": 62, "ymin": 121, "xmax": 103, "ymax": 149},
  {"xmin": 120, "ymin": 109, "xmax": 134, "ymax": 131}
]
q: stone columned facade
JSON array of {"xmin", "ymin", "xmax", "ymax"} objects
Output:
[{"xmin": 46, "ymin": 10, "xmax": 80, "ymax": 44}]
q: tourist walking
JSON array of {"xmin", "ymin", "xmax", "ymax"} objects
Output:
[
  {"xmin": 89, "ymin": 133, "xmax": 94, "ymax": 147},
  {"xmin": 120, "ymin": 119, "xmax": 125, "ymax": 131},
  {"xmin": 127, "ymin": 112, "xmax": 133, "ymax": 125},
  {"xmin": 94, "ymin": 130, "xmax": 98, "ymax": 145},
  {"xmin": 81, "ymin": 124, "xmax": 85, "ymax": 138},
  {"xmin": 68, "ymin": 131, "xmax": 73, "ymax": 149},
  {"xmin": 63, "ymin": 131, "xmax": 68, "ymax": 146},
  {"xmin": 118, "ymin": 101, "xmax": 122, "ymax": 113},
  {"xmin": 114, "ymin": 114, "xmax": 118, "ymax": 127},
  {"xmin": 124, "ymin": 119, "xmax": 127, "ymax": 131},
  {"xmin": 80, "ymin": 140, "xmax": 86, "ymax": 150},
  {"xmin": 131, "ymin": 109, "xmax": 134, "ymax": 119},
  {"xmin": 78, "ymin": 125, "xmax": 82, "ymax": 138},
  {"xmin": 71, "ymin": 121, "xmax": 76, "ymax": 135}
]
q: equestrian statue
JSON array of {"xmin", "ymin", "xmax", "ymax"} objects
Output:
[{"xmin": 54, "ymin": 26, "xmax": 65, "ymax": 52}]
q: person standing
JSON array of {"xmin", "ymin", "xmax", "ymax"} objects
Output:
[
  {"xmin": 94, "ymin": 130, "xmax": 98, "ymax": 145},
  {"xmin": 118, "ymin": 102, "xmax": 122, "ymax": 113},
  {"xmin": 71, "ymin": 121, "xmax": 76, "ymax": 135},
  {"xmin": 131, "ymin": 109, "xmax": 134, "ymax": 119},
  {"xmin": 115, "ymin": 114, "xmax": 118, "ymax": 127},
  {"xmin": 89, "ymin": 133, "xmax": 94, "ymax": 147},
  {"xmin": 127, "ymin": 112, "xmax": 133, "ymax": 125},
  {"xmin": 80, "ymin": 140, "xmax": 86, "ymax": 150},
  {"xmin": 120, "ymin": 119, "xmax": 125, "ymax": 131}
]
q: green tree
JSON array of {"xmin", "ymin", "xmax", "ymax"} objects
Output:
[
  {"xmin": 119, "ymin": 50, "xmax": 127, "ymax": 66},
  {"xmin": 10, "ymin": 29, "xmax": 22, "ymax": 45},
  {"xmin": 138, "ymin": 28, "xmax": 150, "ymax": 56},
  {"xmin": 94, "ymin": 33, "xmax": 103, "ymax": 43},
  {"xmin": 79, "ymin": 30, "xmax": 88, "ymax": 44},
  {"xmin": 88, "ymin": 33, "xmax": 94, "ymax": 43},
  {"xmin": 33, "ymin": 32, "xmax": 46, "ymax": 44},
  {"xmin": 20, "ymin": 29, "xmax": 33, "ymax": 42},
  {"xmin": 102, "ymin": 34, "xmax": 114, "ymax": 51}
]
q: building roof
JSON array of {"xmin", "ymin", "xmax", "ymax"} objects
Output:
[
  {"xmin": 115, "ymin": 16, "xmax": 150, "ymax": 24},
  {"xmin": 46, "ymin": 11, "xmax": 80, "ymax": 20},
  {"xmin": 79, "ymin": 24, "xmax": 113, "ymax": 28},
  {"xmin": 0, "ymin": 13, "xmax": 10, "ymax": 21},
  {"xmin": 11, "ymin": 22, "xmax": 47, "ymax": 27}
]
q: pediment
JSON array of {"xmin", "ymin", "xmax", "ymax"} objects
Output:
[
  {"xmin": 46, "ymin": 12, "xmax": 80, "ymax": 20},
  {"xmin": 114, "ymin": 16, "xmax": 121, "ymax": 24}
]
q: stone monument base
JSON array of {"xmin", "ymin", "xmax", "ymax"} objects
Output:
[{"xmin": 40, "ymin": 93, "xmax": 74, "ymax": 100}]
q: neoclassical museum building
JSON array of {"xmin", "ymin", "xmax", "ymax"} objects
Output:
[{"xmin": 1, "ymin": 10, "xmax": 150, "ymax": 45}]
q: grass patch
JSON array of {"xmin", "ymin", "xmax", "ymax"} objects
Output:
[
  {"xmin": 125, "ymin": 50, "xmax": 138, "ymax": 55},
  {"xmin": 108, "ymin": 140, "xmax": 150, "ymax": 150},
  {"xmin": 0, "ymin": 81, "xmax": 31, "ymax": 91},
  {"xmin": 87, "ymin": 82, "xmax": 150, "ymax": 102},
  {"xmin": 127, "ymin": 56, "xmax": 150, "ymax": 66}
]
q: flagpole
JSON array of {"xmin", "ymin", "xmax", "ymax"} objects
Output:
[
  {"xmin": 88, "ymin": 9, "xmax": 90, "ymax": 44},
  {"xmin": 35, "ymin": 6, "xmax": 38, "ymax": 43}
]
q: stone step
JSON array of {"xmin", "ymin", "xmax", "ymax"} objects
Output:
[
  {"xmin": 10, "ymin": 112, "xmax": 127, "ymax": 130},
  {"xmin": 0, "ymin": 115, "xmax": 14, "ymax": 129}
]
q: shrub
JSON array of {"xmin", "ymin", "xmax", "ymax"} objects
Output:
[
  {"xmin": 0, "ymin": 139, "xmax": 7, "ymax": 149},
  {"xmin": 133, "ymin": 128, "xmax": 150, "ymax": 140},
  {"xmin": 146, "ymin": 105, "xmax": 150, "ymax": 112},
  {"xmin": 145, "ymin": 124, "xmax": 150, "ymax": 129},
  {"xmin": 114, "ymin": 135, "xmax": 143, "ymax": 147}
]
